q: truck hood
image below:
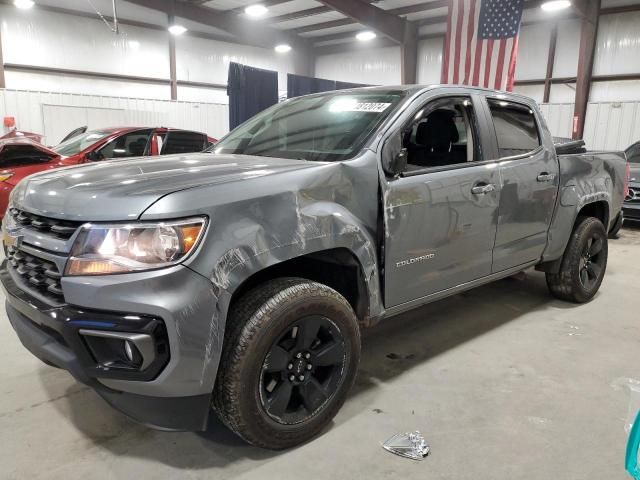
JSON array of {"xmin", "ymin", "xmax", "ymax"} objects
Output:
[{"xmin": 11, "ymin": 153, "xmax": 319, "ymax": 221}]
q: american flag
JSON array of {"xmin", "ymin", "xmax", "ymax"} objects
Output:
[{"xmin": 441, "ymin": 0, "xmax": 525, "ymax": 91}]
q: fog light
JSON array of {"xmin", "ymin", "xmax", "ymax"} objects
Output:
[{"xmin": 80, "ymin": 329, "xmax": 155, "ymax": 370}]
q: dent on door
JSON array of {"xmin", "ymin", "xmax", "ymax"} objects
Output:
[{"xmin": 384, "ymin": 164, "xmax": 500, "ymax": 307}]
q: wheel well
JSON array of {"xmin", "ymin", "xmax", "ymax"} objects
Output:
[
  {"xmin": 229, "ymin": 248, "xmax": 369, "ymax": 323},
  {"xmin": 577, "ymin": 201, "xmax": 609, "ymax": 228}
]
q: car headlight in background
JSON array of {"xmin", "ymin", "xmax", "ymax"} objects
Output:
[{"xmin": 65, "ymin": 217, "xmax": 206, "ymax": 276}]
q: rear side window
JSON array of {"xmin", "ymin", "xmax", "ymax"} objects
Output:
[
  {"xmin": 161, "ymin": 131, "xmax": 207, "ymax": 155},
  {"xmin": 488, "ymin": 99, "xmax": 540, "ymax": 158}
]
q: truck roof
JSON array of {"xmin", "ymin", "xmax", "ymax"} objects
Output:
[{"xmin": 297, "ymin": 84, "xmax": 537, "ymax": 107}]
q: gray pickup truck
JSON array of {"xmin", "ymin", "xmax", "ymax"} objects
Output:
[{"xmin": 1, "ymin": 86, "xmax": 628, "ymax": 449}]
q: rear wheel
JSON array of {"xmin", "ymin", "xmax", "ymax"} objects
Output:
[
  {"xmin": 213, "ymin": 278, "xmax": 360, "ymax": 449},
  {"xmin": 546, "ymin": 217, "xmax": 608, "ymax": 303}
]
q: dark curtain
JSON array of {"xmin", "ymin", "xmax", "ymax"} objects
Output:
[
  {"xmin": 287, "ymin": 74, "xmax": 370, "ymax": 98},
  {"xmin": 227, "ymin": 62, "xmax": 279, "ymax": 130}
]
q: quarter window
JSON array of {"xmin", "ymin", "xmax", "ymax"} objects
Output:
[
  {"xmin": 488, "ymin": 99, "xmax": 540, "ymax": 158},
  {"xmin": 161, "ymin": 131, "xmax": 208, "ymax": 155}
]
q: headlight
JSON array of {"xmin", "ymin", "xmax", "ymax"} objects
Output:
[{"xmin": 65, "ymin": 217, "xmax": 206, "ymax": 276}]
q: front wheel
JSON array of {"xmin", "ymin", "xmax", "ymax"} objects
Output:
[
  {"xmin": 546, "ymin": 216, "xmax": 608, "ymax": 303},
  {"xmin": 213, "ymin": 278, "xmax": 360, "ymax": 449}
]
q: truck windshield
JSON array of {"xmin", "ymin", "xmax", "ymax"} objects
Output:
[
  {"xmin": 210, "ymin": 91, "xmax": 405, "ymax": 162},
  {"xmin": 53, "ymin": 131, "xmax": 110, "ymax": 156}
]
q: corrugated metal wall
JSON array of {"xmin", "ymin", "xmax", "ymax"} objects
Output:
[
  {"xmin": 0, "ymin": 89, "xmax": 229, "ymax": 145},
  {"xmin": 583, "ymin": 102, "xmax": 640, "ymax": 151},
  {"xmin": 540, "ymin": 101, "xmax": 640, "ymax": 151}
]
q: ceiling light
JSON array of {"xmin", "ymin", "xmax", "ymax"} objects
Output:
[
  {"xmin": 168, "ymin": 24, "xmax": 187, "ymax": 35},
  {"xmin": 541, "ymin": 1, "xmax": 571, "ymax": 12},
  {"xmin": 14, "ymin": 0, "xmax": 34, "ymax": 9},
  {"xmin": 356, "ymin": 31, "xmax": 377, "ymax": 42},
  {"xmin": 245, "ymin": 4, "xmax": 268, "ymax": 17},
  {"xmin": 274, "ymin": 44, "xmax": 292, "ymax": 53}
]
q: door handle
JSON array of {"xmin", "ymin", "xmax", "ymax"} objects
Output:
[
  {"xmin": 537, "ymin": 172, "xmax": 556, "ymax": 182},
  {"xmin": 471, "ymin": 183, "xmax": 496, "ymax": 195}
]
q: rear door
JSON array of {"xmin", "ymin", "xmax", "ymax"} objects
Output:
[
  {"xmin": 482, "ymin": 97, "xmax": 559, "ymax": 272},
  {"xmin": 160, "ymin": 131, "xmax": 208, "ymax": 155},
  {"xmin": 382, "ymin": 93, "xmax": 501, "ymax": 307}
]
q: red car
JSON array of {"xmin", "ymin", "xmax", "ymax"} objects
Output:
[{"xmin": 0, "ymin": 127, "xmax": 216, "ymax": 216}]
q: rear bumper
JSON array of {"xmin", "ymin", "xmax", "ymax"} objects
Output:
[{"xmin": 1, "ymin": 259, "xmax": 222, "ymax": 431}]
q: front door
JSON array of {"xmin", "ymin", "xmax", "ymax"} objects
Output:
[
  {"xmin": 383, "ymin": 95, "xmax": 501, "ymax": 308},
  {"xmin": 483, "ymin": 97, "xmax": 559, "ymax": 272}
]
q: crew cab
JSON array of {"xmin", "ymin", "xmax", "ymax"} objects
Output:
[
  {"xmin": 1, "ymin": 86, "xmax": 628, "ymax": 450},
  {"xmin": 0, "ymin": 127, "xmax": 216, "ymax": 216}
]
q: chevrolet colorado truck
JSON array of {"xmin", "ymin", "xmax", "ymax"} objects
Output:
[{"xmin": 1, "ymin": 86, "xmax": 629, "ymax": 449}]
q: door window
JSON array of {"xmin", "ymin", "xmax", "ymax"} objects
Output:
[
  {"xmin": 402, "ymin": 97, "xmax": 481, "ymax": 171},
  {"xmin": 96, "ymin": 129, "xmax": 152, "ymax": 159},
  {"xmin": 487, "ymin": 99, "xmax": 540, "ymax": 158},
  {"xmin": 161, "ymin": 131, "xmax": 207, "ymax": 155}
]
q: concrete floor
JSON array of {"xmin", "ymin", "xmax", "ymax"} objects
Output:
[{"xmin": 1, "ymin": 226, "xmax": 638, "ymax": 480}]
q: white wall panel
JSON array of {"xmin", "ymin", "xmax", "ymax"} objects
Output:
[
  {"xmin": 515, "ymin": 23, "xmax": 552, "ymax": 80},
  {"xmin": 513, "ymin": 85, "xmax": 545, "ymax": 103},
  {"xmin": 593, "ymin": 12, "xmax": 640, "ymax": 76},
  {"xmin": 0, "ymin": 6, "xmax": 170, "ymax": 78},
  {"xmin": 539, "ymin": 102, "xmax": 575, "ymax": 139},
  {"xmin": 590, "ymin": 80, "xmax": 640, "ymax": 102},
  {"xmin": 417, "ymin": 37, "xmax": 443, "ymax": 85},
  {"xmin": 552, "ymin": 19, "xmax": 581, "ymax": 78},
  {"xmin": 177, "ymin": 85, "xmax": 229, "ymax": 104},
  {"xmin": 175, "ymin": 36, "xmax": 297, "ymax": 94},
  {"xmin": 584, "ymin": 101, "xmax": 640, "ymax": 151},
  {"xmin": 0, "ymin": 89, "xmax": 229, "ymax": 144},
  {"xmin": 315, "ymin": 46, "xmax": 402, "ymax": 85},
  {"xmin": 549, "ymin": 83, "xmax": 577, "ymax": 103},
  {"xmin": 4, "ymin": 71, "xmax": 171, "ymax": 100}
]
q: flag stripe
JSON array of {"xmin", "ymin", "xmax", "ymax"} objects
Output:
[
  {"xmin": 452, "ymin": 0, "xmax": 465, "ymax": 84},
  {"xmin": 494, "ymin": 39, "xmax": 507, "ymax": 89},
  {"xmin": 463, "ymin": 0, "xmax": 476, "ymax": 84}
]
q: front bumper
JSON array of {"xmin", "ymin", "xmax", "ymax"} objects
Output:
[
  {"xmin": 622, "ymin": 202, "xmax": 640, "ymax": 221},
  {"xmin": 1, "ymin": 257, "xmax": 223, "ymax": 431}
]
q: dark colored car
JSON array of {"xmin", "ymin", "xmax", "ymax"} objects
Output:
[
  {"xmin": 624, "ymin": 141, "xmax": 640, "ymax": 222},
  {"xmin": 0, "ymin": 127, "xmax": 216, "ymax": 216}
]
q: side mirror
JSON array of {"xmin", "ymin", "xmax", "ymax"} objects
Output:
[{"xmin": 382, "ymin": 132, "xmax": 408, "ymax": 177}]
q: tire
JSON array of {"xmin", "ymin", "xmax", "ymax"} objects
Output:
[
  {"xmin": 546, "ymin": 216, "xmax": 608, "ymax": 303},
  {"xmin": 212, "ymin": 277, "xmax": 361, "ymax": 449},
  {"xmin": 608, "ymin": 213, "xmax": 623, "ymax": 239}
]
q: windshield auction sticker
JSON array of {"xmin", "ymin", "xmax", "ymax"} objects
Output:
[{"xmin": 348, "ymin": 103, "xmax": 392, "ymax": 113}]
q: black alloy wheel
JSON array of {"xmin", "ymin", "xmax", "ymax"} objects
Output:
[
  {"xmin": 260, "ymin": 315, "xmax": 346, "ymax": 425},
  {"xmin": 578, "ymin": 234, "xmax": 605, "ymax": 290}
]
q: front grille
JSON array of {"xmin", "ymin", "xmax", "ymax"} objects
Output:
[
  {"xmin": 7, "ymin": 208, "xmax": 82, "ymax": 240},
  {"xmin": 6, "ymin": 246, "xmax": 64, "ymax": 303},
  {"xmin": 627, "ymin": 187, "xmax": 640, "ymax": 203}
]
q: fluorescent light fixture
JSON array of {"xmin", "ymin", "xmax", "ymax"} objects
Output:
[
  {"xmin": 356, "ymin": 31, "xmax": 377, "ymax": 42},
  {"xmin": 168, "ymin": 24, "xmax": 187, "ymax": 35},
  {"xmin": 274, "ymin": 44, "xmax": 292, "ymax": 53},
  {"xmin": 245, "ymin": 4, "xmax": 268, "ymax": 17},
  {"xmin": 541, "ymin": 1, "xmax": 571, "ymax": 12},
  {"xmin": 14, "ymin": 0, "xmax": 34, "ymax": 9}
]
